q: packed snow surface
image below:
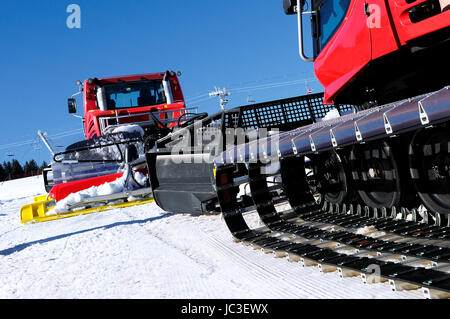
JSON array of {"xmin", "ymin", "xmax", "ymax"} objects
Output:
[{"xmin": 0, "ymin": 176, "xmax": 422, "ymax": 298}]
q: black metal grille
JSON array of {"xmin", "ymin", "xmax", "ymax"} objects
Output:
[
  {"xmin": 233, "ymin": 93, "xmax": 355, "ymax": 130},
  {"xmin": 156, "ymin": 92, "xmax": 355, "ymax": 149},
  {"xmin": 336, "ymin": 104, "xmax": 354, "ymax": 115},
  {"xmin": 224, "ymin": 111, "xmax": 240, "ymax": 129},
  {"xmin": 284, "ymin": 100, "xmax": 311, "ymax": 122}
]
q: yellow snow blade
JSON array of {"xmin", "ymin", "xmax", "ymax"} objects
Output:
[
  {"xmin": 20, "ymin": 195, "xmax": 154, "ymax": 225},
  {"xmin": 33, "ymin": 194, "xmax": 50, "ymax": 202},
  {"xmin": 20, "ymin": 195, "xmax": 55, "ymax": 224}
]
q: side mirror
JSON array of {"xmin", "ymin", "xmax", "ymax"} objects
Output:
[
  {"xmin": 283, "ymin": 0, "xmax": 305, "ymax": 15},
  {"xmin": 68, "ymin": 98, "xmax": 77, "ymax": 114}
]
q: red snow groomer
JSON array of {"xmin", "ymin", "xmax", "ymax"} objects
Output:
[
  {"xmin": 145, "ymin": 0, "xmax": 450, "ymax": 297},
  {"xmin": 21, "ymin": 71, "xmax": 204, "ymax": 224}
]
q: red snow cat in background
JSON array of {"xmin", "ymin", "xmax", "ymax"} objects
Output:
[
  {"xmin": 76, "ymin": 71, "xmax": 186, "ymax": 140},
  {"xmin": 21, "ymin": 70, "xmax": 206, "ymax": 224}
]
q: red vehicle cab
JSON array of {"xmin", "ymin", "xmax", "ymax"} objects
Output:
[
  {"xmin": 287, "ymin": 0, "xmax": 450, "ymax": 106},
  {"xmin": 78, "ymin": 71, "xmax": 186, "ymax": 139}
]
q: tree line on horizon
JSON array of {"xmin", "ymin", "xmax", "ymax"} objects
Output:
[{"xmin": 0, "ymin": 159, "xmax": 48, "ymax": 181}]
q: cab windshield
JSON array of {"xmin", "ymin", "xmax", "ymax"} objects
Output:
[
  {"xmin": 318, "ymin": 0, "xmax": 351, "ymax": 51},
  {"xmin": 101, "ymin": 80, "xmax": 166, "ymax": 110}
]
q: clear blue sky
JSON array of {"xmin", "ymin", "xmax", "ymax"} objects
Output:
[{"xmin": 0, "ymin": 0, "xmax": 320, "ymax": 166}]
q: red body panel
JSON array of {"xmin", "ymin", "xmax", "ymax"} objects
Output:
[
  {"xmin": 83, "ymin": 102, "xmax": 186, "ymax": 140},
  {"xmin": 366, "ymin": 0, "xmax": 400, "ymax": 60},
  {"xmin": 314, "ymin": 0, "xmax": 372, "ymax": 104},
  {"xmin": 389, "ymin": 0, "xmax": 450, "ymax": 45},
  {"xmin": 49, "ymin": 173, "xmax": 123, "ymax": 201},
  {"xmin": 99, "ymin": 72, "xmax": 167, "ymax": 84},
  {"xmin": 314, "ymin": 0, "xmax": 450, "ymax": 104}
]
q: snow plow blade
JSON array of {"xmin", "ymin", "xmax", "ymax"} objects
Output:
[{"xmin": 20, "ymin": 187, "xmax": 154, "ymax": 225}]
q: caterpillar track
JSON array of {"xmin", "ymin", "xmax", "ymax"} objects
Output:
[
  {"xmin": 147, "ymin": 88, "xmax": 450, "ymax": 298},
  {"xmin": 215, "ymin": 160, "xmax": 450, "ymax": 299},
  {"xmin": 210, "ymin": 88, "xmax": 450, "ymax": 298}
]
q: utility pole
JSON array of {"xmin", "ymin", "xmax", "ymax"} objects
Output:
[
  {"xmin": 305, "ymin": 79, "xmax": 312, "ymax": 95},
  {"xmin": 37, "ymin": 130, "xmax": 56, "ymax": 156},
  {"xmin": 209, "ymin": 86, "xmax": 231, "ymax": 110},
  {"xmin": 6, "ymin": 153, "xmax": 14, "ymax": 181}
]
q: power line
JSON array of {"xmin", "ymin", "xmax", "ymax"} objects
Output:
[
  {"xmin": 185, "ymin": 71, "xmax": 310, "ymax": 102},
  {"xmin": 185, "ymin": 93, "xmax": 211, "ymax": 103},
  {"xmin": 0, "ymin": 128, "xmax": 83, "ymax": 151},
  {"xmin": 186, "ymin": 76, "xmax": 319, "ymax": 106},
  {"xmin": 224, "ymin": 71, "xmax": 313, "ymax": 90},
  {"xmin": 229, "ymin": 78, "xmax": 318, "ymax": 93}
]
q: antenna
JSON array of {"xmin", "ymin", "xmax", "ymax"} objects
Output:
[
  {"xmin": 209, "ymin": 86, "xmax": 231, "ymax": 110},
  {"xmin": 33, "ymin": 140, "xmax": 42, "ymax": 167},
  {"xmin": 305, "ymin": 79, "xmax": 312, "ymax": 95}
]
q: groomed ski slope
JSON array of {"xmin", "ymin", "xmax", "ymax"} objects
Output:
[{"xmin": 0, "ymin": 176, "xmax": 421, "ymax": 298}]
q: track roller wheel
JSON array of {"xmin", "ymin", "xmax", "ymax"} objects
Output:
[
  {"xmin": 350, "ymin": 140, "xmax": 404, "ymax": 208},
  {"xmin": 308, "ymin": 151, "xmax": 355, "ymax": 205},
  {"xmin": 409, "ymin": 127, "xmax": 450, "ymax": 215}
]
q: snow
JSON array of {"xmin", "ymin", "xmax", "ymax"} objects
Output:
[
  {"xmin": 52, "ymin": 168, "xmax": 147, "ymax": 213},
  {"xmin": 111, "ymin": 124, "xmax": 145, "ymax": 137},
  {"xmin": 321, "ymin": 108, "xmax": 341, "ymax": 121},
  {"xmin": 0, "ymin": 176, "xmax": 422, "ymax": 298}
]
